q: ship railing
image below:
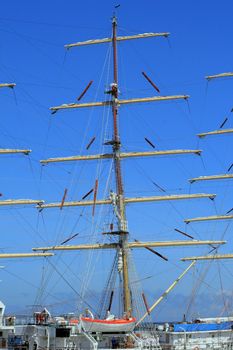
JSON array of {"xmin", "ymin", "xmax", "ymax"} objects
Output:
[
  {"xmin": 4, "ymin": 315, "xmax": 41, "ymax": 326},
  {"xmin": 159, "ymin": 338, "xmax": 233, "ymax": 350}
]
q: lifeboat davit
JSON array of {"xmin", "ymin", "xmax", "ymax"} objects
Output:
[{"xmin": 80, "ymin": 316, "xmax": 136, "ymax": 333}]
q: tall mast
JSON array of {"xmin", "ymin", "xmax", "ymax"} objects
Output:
[
  {"xmin": 111, "ymin": 15, "xmax": 131, "ymax": 315},
  {"xmin": 37, "ymin": 19, "xmax": 224, "ymax": 320}
]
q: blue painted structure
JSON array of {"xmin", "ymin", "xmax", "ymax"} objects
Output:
[{"xmin": 173, "ymin": 322, "xmax": 233, "ymax": 332}]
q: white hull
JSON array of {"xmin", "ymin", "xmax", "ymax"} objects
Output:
[
  {"xmin": 158, "ymin": 322, "xmax": 233, "ymax": 350},
  {"xmin": 11, "ymin": 323, "xmax": 162, "ymax": 350}
]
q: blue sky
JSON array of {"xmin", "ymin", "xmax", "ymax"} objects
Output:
[{"xmin": 0, "ymin": 0, "xmax": 233, "ymax": 321}]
